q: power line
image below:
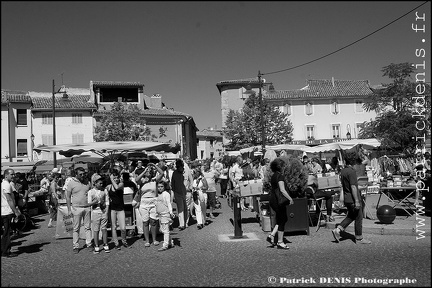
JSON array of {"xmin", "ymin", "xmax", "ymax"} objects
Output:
[{"xmin": 262, "ymin": 1, "xmax": 429, "ymax": 76}]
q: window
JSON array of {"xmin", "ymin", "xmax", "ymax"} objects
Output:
[
  {"xmin": 355, "ymin": 100, "xmax": 364, "ymax": 113},
  {"xmin": 331, "ymin": 101, "xmax": 339, "ymax": 114},
  {"xmin": 279, "ymin": 103, "xmax": 292, "ymax": 115},
  {"xmin": 305, "ymin": 102, "xmax": 313, "ymax": 115},
  {"xmin": 332, "ymin": 124, "xmax": 340, "ymax": 138},
  {"xmin": 72, "ymin": 113, "xmax": 82, "ymax": 124},
  {"xmin": 306, "ymin": 125, "xmax": 315, "ymax": 139},
  {"xmin": 201, "ymin": 150, "xmax": 204, "ymax": 159},
  {"xmin": 17, "ymin": 139, "xmax": 27, "ymax": 157},
  {"xmin": 17, "ymin": 109, "xmax": 27, "ymax": 125},
  {"xmin": 210, "ymin": 139, "xmax": 214, "ymax": 147},
  {"xmin": 41, "ymin": 134, "xmax": 53, "ymax": 160},
  {"xmin": 72, "ymin": 133, "xmax": 84, "ymax": 144},
  {"xmin": 99, "ymin": 88, "xmax": 139, "ymax": 102},
  {"xmin": 42, "ymin": 113, "xmax": 53, "ymax": 125}
]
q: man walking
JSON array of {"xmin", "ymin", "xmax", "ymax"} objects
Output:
[
  {"xmin": 332, "ymin": 152, "xmax": 371, "ymax": 244},
  {"xmin": 66, "ymin": 167, "xmax": 93, "ymax": 253},
  {"xmin": 2, "ymin": 169, "xmax": 21, "ymax": 258}
]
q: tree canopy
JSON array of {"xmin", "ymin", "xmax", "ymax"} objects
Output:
[
  {"xmin": 223, "ymin": 93, "xmax": 293, "ymax": 150},
  {"xmin": 94, "ymin": 102, "xmax": 154, "ymax": 142},
  {"xmin": 360, "ymin": 62, "xmax": 431, "ymax": 154}
]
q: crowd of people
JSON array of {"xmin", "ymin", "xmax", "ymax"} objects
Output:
[{"xmin": 2, "ymin": 149, "xmax": 430, "ymax": 257}]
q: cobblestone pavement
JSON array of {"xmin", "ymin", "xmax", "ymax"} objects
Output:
[{"xmin": 1, "ymin": 197, "xmax": 430, "ymax": 287}]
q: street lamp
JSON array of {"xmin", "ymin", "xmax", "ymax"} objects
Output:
[
  {"xmin": 51, "ymin": 80, "xmax": 68, "ymax": 169},
  {"xmin": 346, "ymin": 124, "xmax": 352, "ymax": 140}
]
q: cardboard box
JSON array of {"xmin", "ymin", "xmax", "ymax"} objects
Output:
[
  {"xmin": 239, "ymin": 179, "xmax": 263, "ymax": 197},
  {"xmin": 317, "ymin": 175, "xmax": 341, "ymax": 190}
]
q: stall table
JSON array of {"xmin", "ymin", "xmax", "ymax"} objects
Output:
[{"xmin": 377, "ymin": 186, "xmax": 417, "ymax": 217}]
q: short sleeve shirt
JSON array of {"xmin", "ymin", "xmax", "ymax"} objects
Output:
[
  {"xmin": 340, "ymin": 166, "xmax": 359, "ymax": 204},
  {"xmin": 1, "ymin": 179, "xmax": 14, "ymax": 216}
]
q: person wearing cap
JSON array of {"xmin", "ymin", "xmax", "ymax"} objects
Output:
[{"xmin": 87, "ymin": 174, "xmax": 110, "ymax": 254}]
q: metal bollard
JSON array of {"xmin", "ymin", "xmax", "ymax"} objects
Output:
[{"xmin": 232, "ymin": 192, "xmax": 243, "ymax": 238}]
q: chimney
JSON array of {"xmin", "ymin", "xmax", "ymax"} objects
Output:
[
  {"xmin": 150, "ymin": 93, "xmax": 162, "ymax": 108},
  {"xmin": 332, "ymin": 77, "xmax": 335, "ymax": 87}
]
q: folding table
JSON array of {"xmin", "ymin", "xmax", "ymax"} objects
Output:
[{"xmin": 376, "ymin": 186, "xmax": 417, "ymax": 217}]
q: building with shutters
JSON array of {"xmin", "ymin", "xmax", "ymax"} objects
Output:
[{"xmin": 216, "ymin": 77, "xmax": 377, "ymax": 146}]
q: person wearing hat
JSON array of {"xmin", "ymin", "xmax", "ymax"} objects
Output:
[{"xmin": 87, "ymin": 174, "xmax": 110, "ymax": 254}]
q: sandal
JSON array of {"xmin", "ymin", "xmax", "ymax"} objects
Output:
[
  {"xmin": 266, "ymin": 234, "xmax": 275, "ymax": 245},
  {"xmin": 144, "ymin": 242, "xmax": 150, "ymax": 248},
  {"xmin": 276, "ymin": 242, "xmax": 290, "ymax": 249}
]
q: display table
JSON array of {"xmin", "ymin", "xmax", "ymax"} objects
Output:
[{"xmin": 377, "ymin": 186, "xmax": 417, "ymax": 217}]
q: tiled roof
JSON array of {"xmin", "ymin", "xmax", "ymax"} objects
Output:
[
  {"xmin": 96, "ymin": 107, "xmax": 191, "ymax": 117},
  {"xmin": 31, "ymin": 94, "xmax": 97, "ymax": 110},
  {"xmin": 216, "ymin": 77, "xmax": 260, "ymax": 85},
  {"xmin": 1, "ymin": 90, "xmax": 32, "ymax": 103},
  {"xmin": 91, "ymin": 81, "xmax": 144, "ymax": 87},
  {"xmin": 197, "ymin": 129, "xmax": 223, "ymax": 138},
  {"xmin": 265, "ymin": 79, "xmax": 373, "ymax": 99}
]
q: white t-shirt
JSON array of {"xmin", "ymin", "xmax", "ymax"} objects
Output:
[{"xmin": 1, "ymin": 179, "xmax": 14, "ymax": 216}]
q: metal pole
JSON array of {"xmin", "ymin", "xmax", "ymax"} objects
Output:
[
  {"xmin": 258, "ymin": 71, "xmax": 266, "ymax": 155},
  {"xmin": 52, "ymin": 79, "xmax": 57, "ymax": 169}
]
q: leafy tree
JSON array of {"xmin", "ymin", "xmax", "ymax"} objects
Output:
[
  {"xmin": 94, "ymin": 102, "xmax": 154, "ymax": 141},
  {"xmin": 360, "ymin": 62, "xmax": 431, "ymax": 154},
  {"xmin": 223, "ymin": 93, "xmax": 293, "ymax": 150}
]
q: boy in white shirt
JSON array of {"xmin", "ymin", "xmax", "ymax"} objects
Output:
[{"xmin": 87, "ymin": 175, "xmax": 110, "ymax": 254}]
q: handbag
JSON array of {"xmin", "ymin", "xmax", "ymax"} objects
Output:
[{"xmin": 275, "ymin": 187, "xmax": 290, "ymax": 206}]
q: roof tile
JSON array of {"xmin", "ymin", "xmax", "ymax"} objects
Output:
[
  {"xmin": 31, "ymin": 95, "xmax": 97, "ymax": 110},
  {"xmin": 265, "ymin": 79, "xmax": 373, "ymax": 99}
]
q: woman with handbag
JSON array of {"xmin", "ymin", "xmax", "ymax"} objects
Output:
[{"xmin": 267, "ymin": 158, "xmax": 293, "ymax": 249}]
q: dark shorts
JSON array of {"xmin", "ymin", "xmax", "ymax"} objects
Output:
[{"xmin": 207, "ymin": 191, "xmax": 216, "ymax": 209}]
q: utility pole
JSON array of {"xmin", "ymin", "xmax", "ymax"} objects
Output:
[
  {"xmin": 52, "ymin": 79, "xmax": 57, "ymax": 169},
  {"xmin": 258, "ymin": 71, "xmax": 266, "ymax": 154}
]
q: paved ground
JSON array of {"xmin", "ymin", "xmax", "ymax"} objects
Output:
[{"xmin": 1, "ymin": 196, "xmax": 431, "ymax": 287}]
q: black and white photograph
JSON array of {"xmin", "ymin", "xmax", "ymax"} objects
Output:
[{"xmin": 1, "ymin": 1, "xmax": 431, "ymax": 287}]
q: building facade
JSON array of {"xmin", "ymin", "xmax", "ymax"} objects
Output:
[
  {"xmin": 1, "ymin": 90, "xmax": 33, "ymax": 162},
  {"xmin": 216, "ymin": 77, "xmax": 377, "ymax": 146},
  {"xmin": 1, "ymin": 80, "xmax": 198, "ymax": 163},
  {"xmin": 196, "ymin": 128, "xmax": 223, "ymax": 160}
]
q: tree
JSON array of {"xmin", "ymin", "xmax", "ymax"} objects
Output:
[
  {"xmin": 94, "ymin": 102, "xmax": 154, "ymax": 142},
  {"xmin": 360, "ymin": 62, "xmax": 431, "ymax": 154},
  {"xmin": 223, "ymin": 93, "xmax": 293, "ymax": 150}
]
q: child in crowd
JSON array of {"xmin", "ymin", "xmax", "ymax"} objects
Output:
[
  {"xmin": 155, "ymin": 181, "xmax": 175, "ymax": 251},
  {"xmin": 88, "ymin": 174, "xmax": 110, "ymax": 254}
]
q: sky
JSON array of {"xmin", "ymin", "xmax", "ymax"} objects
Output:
[{"xmin": 2, "ymin": 1, "xmax": 431, "ymax": 131}]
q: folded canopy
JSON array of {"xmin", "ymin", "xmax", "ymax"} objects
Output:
[
  {"xmin": 33, "ymin": 141, "xmax": 181, "ymax": 158},
  {"xmin": 306, "ymin": 138, "xmax": 381, "ymax": 153}
]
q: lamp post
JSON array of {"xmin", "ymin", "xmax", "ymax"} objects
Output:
[
  {"xmin": 258, "ymin": 71, "xmax": 265, "ymax": 154},
  {"xmin": 52, "ymin": 79, "xmax": 57, "ymax": 169},
  {"xmin": 30, "ymin": 134, "xmax": 35, "ymax": 161}
]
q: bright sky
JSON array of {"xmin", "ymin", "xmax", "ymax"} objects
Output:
[{"xmin": 2, "ymin": 1, "xmax": 430, "ymax": 131}]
